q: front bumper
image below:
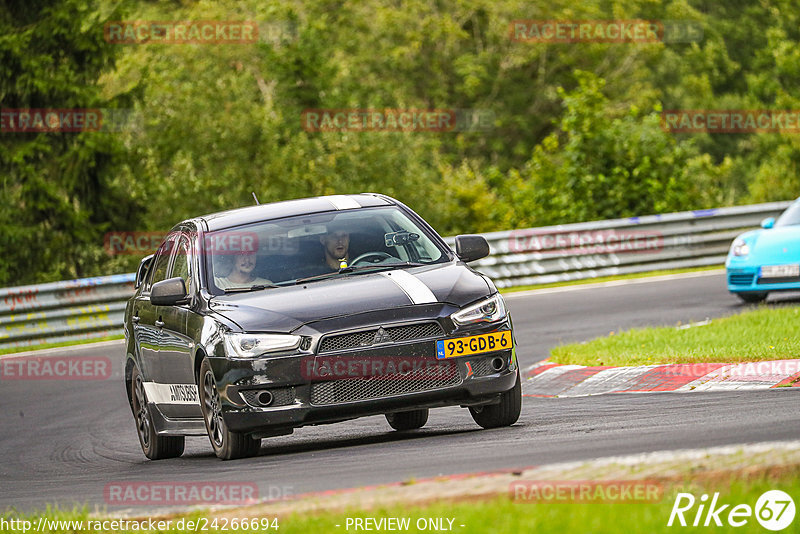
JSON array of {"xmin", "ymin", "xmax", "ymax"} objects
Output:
[
  {"xmin": 208, "ymin": 319, "xmax": 517, "ymax": 436},
  {"xmin": 225, "ymin": 362, "xmax": 517, "ymax": 435},
  {"xmin": 726, "ymin": 266, "xmax": 800, "ymax": 293}
]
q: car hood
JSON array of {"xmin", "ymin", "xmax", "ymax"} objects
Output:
[
  {"xmin": 741, "ymin": 226, "xmax": 800, "ymax": 262},
  {"xmin": 209, "ymin": 262, "xmax": 491, "ymax": 332}
]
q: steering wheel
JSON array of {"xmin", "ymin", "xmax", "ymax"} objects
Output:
[{"xmin": 350, "ymin": 251, "xmax": 394, "ymax": 266}]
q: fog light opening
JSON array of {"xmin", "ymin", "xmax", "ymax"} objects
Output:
[{"xmin": 491, "ymin": 357, "xmax": 505, "ymax": 372}]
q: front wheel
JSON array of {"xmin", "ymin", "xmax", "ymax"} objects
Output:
[
  {"xmin": 199, "ymin": 359, "xmax": 261, "ymax": 460},
  {"xmin": 386, "ymin": 409, "xmax": 429, "ymax": 431},
  {"xmin": 737, "ymin": 291, "xmax": 768, "ymax": 303},
  {"xmin": 469, "ymin": 371, "xmax": 522, "ymax": 429},
  {"xmin": 131, "ymin": 365, "xmax": 184, "ymax": 460}
]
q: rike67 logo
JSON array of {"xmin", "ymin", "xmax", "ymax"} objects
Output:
[{"xmin": 668, "ymin": 490, "xmax": 796, "ymax": 531}]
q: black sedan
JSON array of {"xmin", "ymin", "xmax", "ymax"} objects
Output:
[{"xmin": 124, "ymin": 193, "xmax": 521, "ymax": 460}]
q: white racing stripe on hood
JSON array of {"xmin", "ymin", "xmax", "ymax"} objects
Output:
[
  {"xmin": 143, "ymin": 382, "xmax": 199, "ymax": 405},
  {"xmin": 379, "ymin": 270, "xmax": 437, "ymax": 304},
  {"xmin": 327, "ymin": 195, "xmax": 361, "ymax": 210}
]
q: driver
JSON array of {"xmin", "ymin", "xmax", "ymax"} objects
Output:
[{"xmin": 320, "ymin": 226, "xmax": 351, "ymax": 271}]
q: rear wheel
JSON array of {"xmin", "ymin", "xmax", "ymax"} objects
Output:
[
  {"xmin": 130, "ymin": 366, "xmax": 184, "ymax": 460},
  {"xmin": 737, "ymin": 291, "xmax": 768, "ymax": 303},
  {"xmin": 199, "ymin": 359, "xmax": 261, "ymax": 460},
  {"xmin": 386, "ymin": 409, "xmax": 429, "ymax": 431},
  {"xmin": 469, "ymin": 371, "xmax": 522, "ymax": 429}
]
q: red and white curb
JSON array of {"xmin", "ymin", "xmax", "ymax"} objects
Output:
[{"xmin": 523, "ymin": 359, "xmax": 800, "ymax": 397}]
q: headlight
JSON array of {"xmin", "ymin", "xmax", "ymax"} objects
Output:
[
  {"xmin": 451, "ymin": 294, "xmax": 508, "ymax": 326},
  {"xmin": 731, "ymin": 237, "xmax": 750, "ymax": 257},
  {"xmin": 224, "ymin": 333, "xmax": 301, "ymax": 358}
]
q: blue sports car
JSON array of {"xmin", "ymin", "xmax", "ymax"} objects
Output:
[{"xmin": 726, "ymin": 198, "xmax": 800, "ymax": 302}]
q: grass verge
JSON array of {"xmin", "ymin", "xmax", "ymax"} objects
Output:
[
  {"xmin": 285, "ymin": 471, "xmax": 795, "ymax": 534},
  {"xmin": 3, "ymin": 466, "xmax": 798, "ymax": 533},
  {"xmin": 499, "ymin": 265, "xmax": 722, "ymax": 294},
  {"xmin": 549, "ymin": 306, "xmax": 800, "ymax": 366},
  {"xmin": 263, "ymin": 471, "xmax": 800, "ymax": 534},
  {"xmin": 0, "ymin": 335, "xmax": 123, "ymax": 356}
]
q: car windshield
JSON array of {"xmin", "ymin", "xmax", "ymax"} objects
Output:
[
  {"xmin": 775, "ymin": 200, "xmax": 800, "ymax": 227},
  {"xmin": 204, "ymin": 206, "xmax": 449, "ymax": 294}
]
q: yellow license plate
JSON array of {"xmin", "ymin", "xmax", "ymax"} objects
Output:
[{"xmin": 436, "ymin": 331, "xmax": 512, "ymax": 359}]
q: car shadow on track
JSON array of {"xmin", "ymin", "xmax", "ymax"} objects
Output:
[
  {"xmin": 173, "ymin": 426, "xmax": 487, "ymax": 462},
  {"xmin": 731, "ymin": 292, "xmax": 800, "ymax": 308}
]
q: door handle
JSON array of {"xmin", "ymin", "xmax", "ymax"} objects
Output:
[
  {"xmin": 132, "ymin": 315, "xmax": 140, "ymax": 324},
  {"xmin": 155, "ymin": 320, "xmax": 165, "ymax": 328}
]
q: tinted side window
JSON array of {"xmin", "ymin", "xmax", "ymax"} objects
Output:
[{"xmin": 145, "ymin": 236, "xmax": 175, "ymax": 291}]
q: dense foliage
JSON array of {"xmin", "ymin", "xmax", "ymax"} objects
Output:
[{"xmin": 2, "ymin": 0, "xmax": 799, "ymax": 284}]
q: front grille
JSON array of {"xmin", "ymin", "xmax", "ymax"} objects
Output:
[
  {"xmin": 757, "ymin": 276, "xmax": 800, "ymax": 285},
  {"xmin": 240, "ymin": 387, "xmax": 296, "ymax": 408},
  {"xmin": 384, "ymin": 323, "xmax": 442, "ymax": 342},
  {"xmin": 318, "ymin": 322, "xmax": 444, "ymax": 353},
  {"xmin": 728, "ymin": 273, "xmax": 754, "ymax": 286},
  {"xmin": 310, "ymin": 361, "xmax": 461, "ymax": 405}
]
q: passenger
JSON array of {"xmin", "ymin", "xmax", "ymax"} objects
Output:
[{"xmin": 215, "ymin": 250, "xmax": 272, "ymax": 289}]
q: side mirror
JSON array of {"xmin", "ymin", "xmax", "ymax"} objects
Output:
[
  {"xmin": 761, "ymin": 217, "xmax": 775, "ymax": 229},
  {"xmin": 454, "ymin": 235, "xmax": 490, "ymax": 263},
  {"xmin": 135, "ymin": 254, "xmax": 154, "ymax": 289},
  {"xmin": 151, "ymin": 277, "xmax": 189, "ymax": 306}
]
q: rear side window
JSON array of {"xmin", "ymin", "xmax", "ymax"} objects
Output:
[
  {"xmin": 145, "ymin": 235, "xmax": 176, "ymax": 291},
  {"xmin": 169, "ymin": 235, "xmax": 193, "ymax": 294}
]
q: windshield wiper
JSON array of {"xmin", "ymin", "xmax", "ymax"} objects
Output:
[
  {"xmin": 222, "ymin": 283, "xmax": 277, "ymax": 293},
  {"xmin": 340, "ymin": 261, "xmax": 427, "ymax": 273},
  {"xmin": 294, "ymin": 262, "xmax": 427, "ymax": 285}
]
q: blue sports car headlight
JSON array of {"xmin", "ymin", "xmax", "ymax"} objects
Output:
[{"xmin": 731, "ymin": 237, "xmax": 750, "ymax": 257}]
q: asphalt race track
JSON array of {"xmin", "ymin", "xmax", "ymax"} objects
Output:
[{"xmin": 2, "ymin": 271, "xmax": 799, "ymax": 512}]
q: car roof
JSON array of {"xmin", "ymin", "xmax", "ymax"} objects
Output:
[{"xmin": 197, "ymin": 193, "xmax": 396, "ymax": 231}]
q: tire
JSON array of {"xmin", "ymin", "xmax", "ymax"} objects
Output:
[
  {"xmin": 130, "ymin": 365, "xmax": 185, "ymax": 460},
  {"xmin": 199, "ymin": 359, "xmax": 261, "ymax": 460},
  {"xmin": 385, "ymin": 409, "xmax": 429, "ymax": 431},
  {"xmin": 737, "ymin": 291, "xmax": 768, "ymax": 303},
  {"xmin": 469, "ymin": 371, "xmax": 522, "ymax": 429}
]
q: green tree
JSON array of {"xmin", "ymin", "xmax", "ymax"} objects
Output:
[
  {"xmin": 0, "ymin": 0, "xmax": 140, "ymax": 285},
  {"xmin": 516, "ymin": 71, "xmax": 708, "ymax": 225}
]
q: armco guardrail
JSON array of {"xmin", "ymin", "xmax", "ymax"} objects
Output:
[
  {"xmin": 0, "ymin": 274, "xmax": 134, "ymax": 350},
  {"xmin": 449, "ymin": 200, "xmax": 792, "ymax": 288},
  {"xmin": 0, "ymin": 201, "xmax": 792, "ymax": 350}
]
